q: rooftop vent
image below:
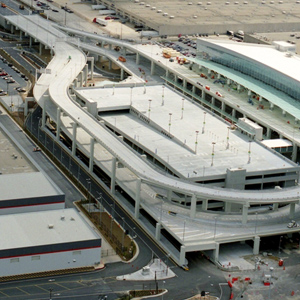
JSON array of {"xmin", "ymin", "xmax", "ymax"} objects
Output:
[
  {"xmin": 243, "ymin": 1, "xmax": 248, "ymax": 3},
  {"xmin": 234, "ymin": 1, "xmax": 239, "ymax": 3},
  {"xmin": 151, "ymin": 6, "xmax": 156, "ymax": 9},
  {"xmin": 61, "ymin": 215, "xmax": 65, "ymax": 220},
  {"xmin": 193, "ymin": 15, "xmax": 198, "ymax": 18},
  {"xmin": 134, "ymin": 0, "xmax": 139, "ymax": 3},
  {"xmin": 207, "ymin": 1, "xmax": 211, "ymax": 4},
  {"xmin": 169, "ymin": 15, "xmax": 175, "ymax": 18},
  {"xmin": 279, "ymin": 0, "xmax": 283, "ymax": 3},
  {"xmin": 145, "ymin": 4, "xmax": 150, "ymax": 7},
  {"xmin": 48, "ymin": 224, "xmax": 54, "ymax": 229},
  {"xmin": 157, "ymin": 9, "xmax": 162, "ymax": 12},
  {"xmin": 197, "ymin": 2, "xmax": 202, "ymax": 4},
  {"xmin": 225, "ymin": 2, "xmax": 230, "ymax": 4},
  {"xmin": 188, "ymin": 2, "xmax": 193, "ymax": 4}
]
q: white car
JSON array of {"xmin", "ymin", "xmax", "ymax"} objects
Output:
[{"xmin": 287, "ymin": 220, "xmax": 299, "ymax": 228}]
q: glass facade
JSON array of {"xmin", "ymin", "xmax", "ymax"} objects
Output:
[{"xmin": 197, "ymin": 42, "xmax": 300, "ymax": 101}]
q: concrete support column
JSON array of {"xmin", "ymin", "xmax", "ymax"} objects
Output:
[
  {"xmin": 259, "ymin": 95, "xmax": 263, "ymax": 102},
  {"xmin": 270, "ymin": 103, "xmax": 274, "ymax": 110},
  {"xmin": 110, "ymin": 157, "xmax": 117, "ymax": 195},
  {"xmin": 10, "ymin": 24, "xmax": 14, "ymax": 34},
  {"xmin": 227, "ymin": 78, "xmax": 231, "ymax": 85},
  {"xmin": 19, "ymin": 30, "xmax": 23, "ymax": 41},
  {"xmin": 266, "ymin": 127, "xmax": 271, "ymax": 139},
  {"xmin": 242, "ymin": 204, "xmax": 249, "ymax": 225},
  {"xmin": 253, "ymin": 236, "xmax": 260, "ymax": 255},
  {"xmin": 248, "ymin": 90, "xmax": 252, "ymax": 97},
  {"xmin": 166, "ymin": 69, "xmax": 169, "ymax": 78},
  {"xmin": 89, "ymin": 138, "xmax": 95, "ymax": 173},
  {"xmin": 190, "ymin": 194, "xmax": 197, "ymax": 219},
  {"xmin": 136, "ymin": 53, "xmax": 140, "ymax": 64},
  {"xmin": 192, "ymin": 85, "xmax": 196, "ymax": 94},
  {"xmin": 202, "ymin": 199, "xmax": 208, "ymax": 211},
  {"xmin": 282, "ymin": 110, "xmax": 286, "ymax": 117},
  {"xmin": 80, "ymin": 71, "xmax": 83, "ymax": 87},
  {"xmin": 121, "ymin": 47, "xmax": 126, "ymax": 56},
  {"xmin": 224, "ymin": 202, "xmax": 231, "ymax": 213},
  {"xmin": 221, "ymin": 101, "xmax": 225, "ymax": 112},
  {"xmin": 237, "ymin": 84, "xmax": 241, "ymax": 92},
  {"xmin": 109, "ymin": 60, "xmax": 112, "ymax": 70},
  {"xmin": 183, "ymin": 79, "xmax": 187, "ymax": 89},
  {"xmin": 135, "ymin": 178, "xmax": 141, "ymax": 219},
  {"xmin": 273, "ymin": 203, "xmax": 279, "ymax": 211},
  {"xmin": 155, "ymin": 223, "xmax": 161, "ymax": 240},
  {"xmin": 292, "ymin": 142, "xmax": 297, "ymax": 162},
  {"xmin": 29, "ymin": 36, "xmax": 32, "ymax": 47},
  {"xmin": 39, "ymin": 43, "xmax": 43, "ymax": 55},
  {"xmin": 179, "ymin": 246, "xmax": 186, "ymax": 266},
  {"xmin": 90, "ymin": 57, "xmax": 94, "ymax": 80},
  {"xmin": 84, "ymin": 64, "xmax": 88, "ymax": 86},
  {"xmin": 167, "ymin": 189, "xmax": 172, "ymax": 201},
  {"xmin": 213, "ymin": 242, "xmax": 220, "ymax": 262},
  {"xmin": 211, "ymin": 97, "xmax": 215, "ymax": 106},
  {"xmin": 232, "ymin": 108, "xmax": 236, "ymax": 118},
  {"xmin": 202, "ymin": 90, "xmax": 205, "ymax": 99},
  {"xmin": 72, "ymin": 122, "xmax": 77, "ymax": 156},
  {"xmin": 120, "ymin": 68, "xmax": 124, "ymax": 80},
  {"xmin": 150, "ymin": 61, "xmax": 155, "ymax": 75},
  {"xmin": 56, "ymin": 107, "xmax": 61, "ymax": 141},
  {"xmin": 217, "ymin": 73, "xmax": 221, "ymax": 79},
  {"xmin": 174, "ymin": 75, "xmax": 178, "ymax": 83},
  {"xmin": 289, "ymin": 202, "xmax": 296, "ymax": 219},
  {"xmin": 207, "ymin": 69, "xmax": 211, "ymax": 75},
  {"xmin": 42, "ymin": 105, "xmax": 46, "ymax": 129},
  {"xmin": 108, "ymin": 44, "xmax": 112, "ymax": 50}
]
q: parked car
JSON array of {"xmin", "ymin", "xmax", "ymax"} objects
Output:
[{"xmin": 288, "ymin": 220, "xmax": 299, "ymax": 228}]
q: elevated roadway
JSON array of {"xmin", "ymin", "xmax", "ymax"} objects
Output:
[{"xmin": 4, "ymin": 13, "xmax": 300, "ymax": 265}]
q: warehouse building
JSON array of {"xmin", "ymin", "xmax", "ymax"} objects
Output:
[{"xmin": 0, "ymin": 208, "xmax": 101, "ymax": 277}]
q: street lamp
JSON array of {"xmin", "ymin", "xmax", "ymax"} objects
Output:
[
  {"xmin": 226, "ymin": 127, "xmax": 230, "ymax": 150},
  {"xmin": 195, "ymin": 130, "xmax": 199, "ymax": 154},
  {"xmin": 86, "ymin": 178, "xmax": 91, "ymax": 213},
  {"xmin": 202, "ymin": 112, "xmax": 206, "ymax": 134},
  {"xmin": 168, "ymin": 113, "xmax": 172, "ymax": 133},
  {"xmin": 148, "ymin": 99, "xmax": 152, "ymax": 119},
  {"xmin": 110, "ymin": 204, "xmax": 114, "ymax": 239},
  {"xmin": 122, "ymin": 217, "xmax": 125, "ymax": 251},
  {"xmin": 211, "ymin": 142, "xmax": 216, "ymax": 166},
  {"xmin": 64, "ymin": 3, "xmax": 67, "ymax": 26},
  {"xmin": 181, "ymin": 98, "xmax": 184, "ymax": 119},
  {"xmin": 278, "ymin": 235, "xmax": 283, "ymax": 254},
  {"xmin": 248, "ymin": 140, "xmax": 252, "ymax": 164},
  {"xmin": 161, "ymin": 85, "xmax": 165, "ymax": 106}
]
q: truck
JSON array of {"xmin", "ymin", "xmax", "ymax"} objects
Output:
[
  {"xmin": 140, "ymin": 31, "xmax": 159, "ymax": 38},
  {"xmin": 98, "ymin": 9, "xmax": 116, "ymax": 15},
  {"xmin": 93, "ymin": 17, "xmax": 108, "ymax": 26}
]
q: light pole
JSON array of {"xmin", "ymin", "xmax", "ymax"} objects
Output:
[
  {"xmin": 226, "ymin": 127, "xmax": 230, "ymax": 150},
  {"xmin": 148, "ymin": 99, "xmax": 152, "ymax": 119},
  {"xmin": 86, "ymin": 178, "xmax": 91, "ymax": 213},
  {"xmin": 183, "ymin": 219, "xmax": 186, "ymax": 241},
  {"xmin": 202, "ymin": 112, "xmax": 206, "ymax": 134},
  {"xmin": 248, "ymin": 140, "xmax": 252, "ymax": 164},
  {"xmin": 195, "ymin": 130, "xmax": 199, "ymax": 154},
  {"xmin": 168, "ymin": 113, "xmax": 172, "ymax": 134},
  {"xmin": 49, "ymin": 288, "xmax": 53, "ymax": 300},
  {"xmin": 162, "ymin": 280, "xmax": 165, "ymax": 300},
  {"xmin": 181, "ymin": 98, "xmax": 184, "ymax": 119},
  {"xmin": 64, "ymin": 3, "xmax": 67, "ymax": 26},
  {"xmin": 278, "ymin": 235, "xmax": 283, "ymax": 254},
  {"xmin": 255, "ymin": 212, "xmax": 258, "ymax": 234},
  {"xmin": 110, "ymin": 204, "xmax": 114, "ymax": 239},
  {"xmin": 122, "ymin": 217, "xmax": 125, "ymax": 251},
  {"xmin": 211, "ymin": 142, "xmax": 216, "ymax": 166},
  {"xmin": 130, "ymin": 87, "xmax": 133, "ymax": 105},
  {"xmin": 161, "ymin": 85, "xmax": 165, "ymax": 106}
]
